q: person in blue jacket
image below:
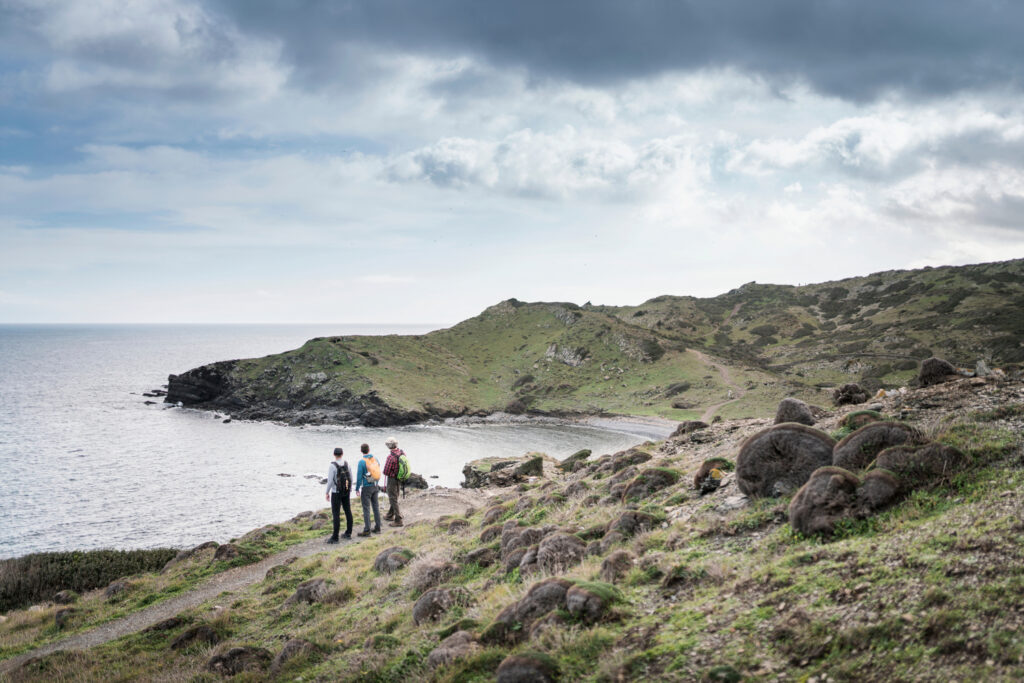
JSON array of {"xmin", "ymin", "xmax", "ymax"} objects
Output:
[{"xmin": 355, "ymin": 443, "xmax": 382, "ymax": 537}]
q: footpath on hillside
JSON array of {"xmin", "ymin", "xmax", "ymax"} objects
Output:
[
  {"xmin": 689, "ymin": 349, "xmax": 746, "ymax": 422},
  {"xmin": 0, "ymin": 487, "xmax": 493, "ymax": 676}
]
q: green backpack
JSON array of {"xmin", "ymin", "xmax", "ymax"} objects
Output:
[{"xmin": 397, "ymin": 452, "xmax": 410, "ymax": 481}]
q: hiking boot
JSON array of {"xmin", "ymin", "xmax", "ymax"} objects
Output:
[
  {"xmin": 326, "ymin": 537, "xmax": 339, "ymax": 544},
  {"xmin": 357, "ymin": 530, "xmax": 371, "ymax": 537},
  {"xmin": 372, "ymin": 527, "xmax": 381, "ymax": 534},
  {"xmin": 389, "ymin": 520, "xmax": 403, "ymax": 527},
  {"xmin": 342, "ymin": 533, "xmax": 351, "ymax": 539},
  {"xmin": 383, "ymin": 514, "xmax": 394, "ymax": 521}
]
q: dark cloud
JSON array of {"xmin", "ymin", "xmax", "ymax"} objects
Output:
[{"xmin": 212, "ymin": 0, "xmax": 1024, "ymax": 101}]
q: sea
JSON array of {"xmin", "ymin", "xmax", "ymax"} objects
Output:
[{"xmin": 0, "ymin": 324, "xmax": 663, "ymax": 559}]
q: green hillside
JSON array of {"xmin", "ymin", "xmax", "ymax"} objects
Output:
[{"xmin": 166, "ymin": 259, "xmax": 1024, "ymax": 425}]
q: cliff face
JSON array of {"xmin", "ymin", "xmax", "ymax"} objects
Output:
[{"xmin": 165, "ymin": 259, "xmax": 1024, "ymax": 426}]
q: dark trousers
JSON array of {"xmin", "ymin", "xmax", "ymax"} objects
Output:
[
  {"xmin": 385, "ymin": 477, "xmax": 402, "ymax": 522},
  {"xmin": 360, "ymin": 487, "xmax": 381, "ymax": 532},
  {"xmin": 331, "ymin": 491, "xmax": 353, "ymax": 539}
]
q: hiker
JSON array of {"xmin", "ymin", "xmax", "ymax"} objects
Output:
[
  {"xmin": 382, "ymin": 437, "xmax": 405, "ymax": 527},
  {"xmin": 324, "ymin": 447, "xmax": 353, "ymax": 543},
  {"xmin": 355, "ymin": 443, "xmax": 382, "ymax": 537}
]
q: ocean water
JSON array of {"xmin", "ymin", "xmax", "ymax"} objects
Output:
[{"xmin": 0, "ymin": 325, "xmax": 659, "ymax": 559}]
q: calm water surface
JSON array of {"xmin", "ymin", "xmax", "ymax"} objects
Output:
[{"xmin": 0, "ymin": 325, "xmax": 656, "ymax": 558}]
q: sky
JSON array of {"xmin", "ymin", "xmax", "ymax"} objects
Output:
[{"xmin": 2, "ymin": 0, "xmax": 1024, "ymax": 324}]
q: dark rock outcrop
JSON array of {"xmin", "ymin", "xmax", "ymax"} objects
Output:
[
  {"xmin": 405, "ymin": 473, "xmax": 429, "ymax": 489},
  {"xmin": 735, "ymin": 423, "xmax": 835, "ymax": 497},
  {"xmin": 788, "ymin": 466, "xmax": 863, "ymax": 536},
  {"xmin": 212, "ymin": 544, "xmax": 241, "ymax": 562},
  {"xmin": 52, "ymin": 590, "xmax": 78, "ymax": 605},
  {"xmin": 621, "ymin": 467, "xmax": 681, "ymax": 502},
  {"xmin": 919, "ymin": 357, "xmax": 958, "ymax": 387},
  {"xmin": 833, "ymin": 383, "xmax": 869, "ymax": 406},
  {"xmin": 170, "ymin": 625, "xmax": 221, "ymax": 650},
  {"xmin": 284, "ymin": 578, "xmax": 330, "ymax": 606},
  {"xmin": 671, "ymin": 421, "xmax": 709, "ymax": 438},
  {"xmin": 496, "ymin": 652, "xmax": 560, "ymax": 683},
  {"xmin": 774, "ymin": 398, "xmax": 815, "ymax": 426},
  {"xmin": 565, "ymin": 582, "xmax": 619, "ymax": 623},
  {"xmin": 557, "ymin": 449, "xmax": 592, "ymax": 472},
  {"xmin": 832, "ymin": 422, "xmax": 926, "ymax": 472},
  {"xmin": 875, "ymin": 442, "xmax": 969, "ymax": 492},
  {"xmin": 166, "ymin": 360, "xmax": 238, "ymax": 405}
]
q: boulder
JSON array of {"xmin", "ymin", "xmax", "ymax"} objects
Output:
[
  {"xmin": 557, "ymin": 449, "xmax": 592, "ymax": 472},
  {"xmin": 514, "ymin": 496, "xmax": 536, "ymax": 514},
  {"xmin": 503, "ymin": 526, "xmax": 546, "ymax": 557},
  {"xmin": 163, "ymin": 540, "xmax": 219, "ymax": 571},
  {"xmin": 271, "ymin": 639, "xmax": 317, "ymax": 673},
  {"xmin": 373, "ymin": 547, "xmax": 414, "ymax": 574},
  {"xmin": 671, "ymin": 421, "xmax": 709, "ymax": 438},
  {"xmin": 515, "ymin": 578, "xmax": 574, "ymax": 626},
  {"xmin": 170, "ymin": 625, "xmax": 221, "ymax": 650},
  {"xmin": 518, "ymin": 545, "xmax": 540, "ymax": 575},
  {"xmin": 212, "ymin": 543, "xmax": 241, "ymax": 562},
  {"xmin": 621, "ymin": 468, "xmax": 681, "ymax": 503},
  {"xmin": 405, "ymin": 472, "xmax": 429, "ymax": 489},
  {"xmin": 54, "ymin": 608, "xmax": 77, "ymax": 629},
  {"xmin": 411, "ymin": 560, "xmax": 459, "ymax": 592},
  {"xmin": 482, "ymin": 504, "xmax": 510, "ymax": 526},
  {"xmin": 839, "ymin": 410, "xmax": 884, "ymax": 430},
  {"xmin": 427, "ymin": 630, "xmax": 479, "ymax": 669},
  {"xmin": 503, "ymin": 547, "xmax": 529, "ymax": 574},
  {"xmin": 412, "ymin": 587, "xmax": 473, "ymax": 625},
  {"xmin": 608, "ymin": 511, "xmax": 657, "ymax": 537},
  {"xmin": 462, "ymin": 454, "xmax": 552, "ymax": 488},
  {"xmin": 447, "ymin": 519, "xmax": 470, "ymax": 534},
  {"xmin": 832, "ymin": 422, "xmax": 926, "ymax": 472},
  {"xmin": 465, "ymin": 547, "xmax": 498, "ymax": 567},
  {"xmin": 565, "ymin": 582, "xmax": 619, "ymax": 623},
  {"xmin": 774, "ymin": 398, "xmax": 815, "ymax": 426},
  {"xmin": 919, "ymin": 357, "xmax": 958, "ymax": 387},
  {"xmin": 608, "ymin": 465, "xmax": 640, "ymax": 488},
  {"xmin": 599, "ymin": 550, "xmax": 636, "ymax": 583},
  {"xmin": 875, "ymin": 442, "xmax": 969, "ymax": 492},
  {"xmin": 207, "ymin": 646, "xmax": 272, "ymax": 676},
  {"xmin": 104, "ymin": 579, "xmax": 132, "ymax": 600},
  {"xmin": 735, "ymin": 423, "xmax": 836, "ymax": 497},
  {"xmin": 496, "ymin": 652, "xmax": 560, "ymax": 683},
  {"xmin": 284, "ymin": 578, "xmax": 331, "ymax": 606},
  {"xmin": 857, "ymin": 469, "xmax": 901, "ymax": 510},
  {"xmin": 610, "ymin": 448, "xmax": 652, "ymax": 473},
  {"xmin": 788, "ymin": 466, "xmax": 862, "ymax": 536},
  {"xmin": 53, "ymin": 590, "xmax": 78, "ymax": 605},
  {"xmin": 833, "ymin": 383, "xmax": 868, "ymax": 406},
  {"xmin": 528, "ymin": 611, "xmax": 568, "ymax": 641},
  {"xmin": 480, "ymin": 524, "xmax": 503, "ymax": 544},
  {"xmin": 564, "ymin": 480, "xmax": 590, "ymax": 498},
  {"xmin": 536, "ymin": 532, "xmax": 586, "ymax": 573}
]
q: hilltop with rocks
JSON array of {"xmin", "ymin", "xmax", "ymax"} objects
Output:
[
  {"xmin": 4, "ymin": 359, "xmax": 1023, "ymax": 681},
  {"xmin": 162, "ymin": 258, "xmax": 1024, "ymax": 427}
]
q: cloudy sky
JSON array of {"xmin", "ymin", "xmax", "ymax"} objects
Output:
[{"xmin": 2, "ymin": 0, "xmax": 1024, "ymax": 324}]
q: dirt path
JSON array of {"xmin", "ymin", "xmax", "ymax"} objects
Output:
[
  {"xmin": 689, "ymin": 349, "xmax": 746, "ymax": 423},
  {"xmin": 0, "ymin": 488, "xmax": 494, "ymax": 676}
]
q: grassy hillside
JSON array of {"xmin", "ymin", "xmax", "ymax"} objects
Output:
[
  {"xmin": 166, "ymin": 259, "xmax": 1024, "ymax": 425},
  {"xmin": 7, "ymin": 376, "xmax": 1023, "ymax": 681}
]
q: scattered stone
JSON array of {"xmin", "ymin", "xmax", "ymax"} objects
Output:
[
  {"xmin": 284, "ymin": 578, "xmax": 331, "ymax": 606},
  {"xmin": 557, "ymin": 449, "xmax": 592, "ymax": 472},
  {"xmin": 54, "ymin": 608, "xmax": 77, "ymax": 629},
  {"xmin": 271, "ymin": 639, "xmax": 317, "ymax": 673},
  {"xmin": 482, "ymin": 504, "xmax": 509, "ymax": 526},
  {"xmin": 919, "ymin": 357, "xmax": 958, "ymax": 387},
  {"xmin": 832, "ymin": 422, "xmax": 926, "ymax": 471},
  {"xmin": 536, "ymin": 532, "xmax": 586, "ymax": 573},
  {"xmin": 212, "ymin": 543, "xmax": 241, "ymax": 562},
  {"xmin": 412, "ymin": 587, "xmax": 473, "ymax": 625},
  {"xmin": 465, "ymin": 547, "xmax": 498, "ymax": 567},
  {"xmin": 564, "ymin": 480, "xmax": 590, "ymax": 497},
  {"xmin": 427, "ymin": 630, "xmax": 479, "ymax": 669},
  {"xmin": 788, "ymin": 466, "xmax": 863, "ymax": 536},
  {"xmin": 447, "ymin": 518, "xmax": 470, "ymax": 534},
  {"xmin": 412, "ymin": 560, "xmax": 459, "ymax": 591},
  {"xmin": 671, "ymin": 420, "xmax": 709, "ymax": 438},
  {"xmin": 565, "ymin": 582, "xmax": 619, "ymax": 623},
  {"xmin": 373, "ymin": 547, "xmax": 415, "ymax": 574},
  {"xmin": 599, "ymin": 550, "xmax": 635, "ymax": 583},
  {"xmin": 875, "ymin": 442, "xmax": 970, "ymax": 492},
  {"xmin": 839, "ymin": 410, "xmax": 883, "ymax": 430},
  {"xmin": 53, "ymin": 590, "xmax": 78, "ymax": 605},
  {"xmin": 104, "ymin": 579, "xmax": 132, "ymax": 600},
  {"xmin": 621, "ymin": 467, "xmax": 681, "ymax": 502},
  {"xmin": 833, "ymin": 383, "xmax": 869, "ymax": 406},
  {"xmin": 774, "ymin": 398, "xmax": 815, "ymax": 426},
  {"xmin": 206, "ymin": 646, "xmax": 272, "ymax": 676},
  {"xmin": 496, "ymin": 652, "xmax": 560, "ymax": 683},
  {"xmin": 405, "ymin": 472, "xmax": 429, "ymax": 489},
  {"xmin": 170, "ymin": 624, "xmax": 221, "ymax": 650},
  {"xmin": 144, "ymin": 617, "xmax": 185, "ymax": 632},
  {"xmin": 736, "ymin": 423, "xmax": 835, "ymax": 497},
  {"xmin": 608, "ymin": 511, "xmax": 658, "ymax": 537}
]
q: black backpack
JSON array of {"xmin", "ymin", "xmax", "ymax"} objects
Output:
[{"xmin": 332, "ymin": 461, "xmax": 351, "ymax": 492}]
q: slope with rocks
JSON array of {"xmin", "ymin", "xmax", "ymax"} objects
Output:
[
  {"xmin": 165, "ymin": 259, "xmax": 1024, "ymax": 427},
  {"xmin": 8, "ymin": 371, "xmax": 1024, "ymax": 681}
]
